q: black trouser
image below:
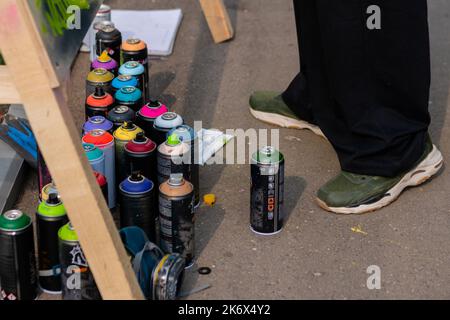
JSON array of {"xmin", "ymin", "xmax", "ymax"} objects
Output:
[{"xmin": 282, "ymin": 0, "xmax": 431, "ymax": 177}]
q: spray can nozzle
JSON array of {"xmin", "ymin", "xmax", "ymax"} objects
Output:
[
  {"xmin": 130, "ymin": 171, "xmax": 143, "ymax": 182},
  {"xmin": 94, "ymin": 86, "xmax": 106, "ymax": 98},
  {"xmin": 47, "ymin": 193, "xmax": 60, "ymax": 205},
  {"xmin": 134, "ymin": 132, "xmax": 147, "ymax": 143},
  {"xmin": 148, "ymin": 100, "xmax": 161, "ymax": 108},
  {"xmin": 168, "ymin": 173, "xmax": 184, "ymax": 186},
  {"xmin": 122, "ymin": 121, "xmax": 135, "ymax": 130}
]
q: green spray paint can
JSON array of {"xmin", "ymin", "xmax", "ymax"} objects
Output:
[
  {"xmin": 37, "ymin": 193, "xmax": 69, "ymax": 294},
  {"xmin": 58, "ymin": 223, "xmax": 101, "ymax": 300},
  {"xmin": 0, "ymin": 210, "xmax": 37, "ymax": 300}
]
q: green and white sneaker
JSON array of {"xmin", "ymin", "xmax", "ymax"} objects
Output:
[
  {"xmin": 249, "ymin": 91, "xmax": 325, "ymax": 138},
  {"xmin": 316, "ymin": 137, "xmax": 444, "ymax": 214}
]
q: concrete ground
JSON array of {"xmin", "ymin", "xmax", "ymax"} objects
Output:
[{"xmin": 15, "ymin": 0, "xmax": 450, "ymax": 299}]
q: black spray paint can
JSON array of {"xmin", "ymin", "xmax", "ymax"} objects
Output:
[
  {"xmin": 159, "ymin": 174, "xmax": 195, "ymax": 268},
  {"xmin": 0, "ymin": 210, "xmax": 37, "ymax": 300},
  {"xmin": 59, "ymin": 223, "xmax": 101, "ymax": 300},
  {"xmin": 95, "ymin": 21, "xmax": 122, "ymax": 65},
  {"xmin": 36, "ymin": 193, "xmax": 69, "ymax": 294},
  {"xmin": 250, "ymin": 146, "xmax": 285, "ymax": 235},
  {"xmin": 107, "ymin": 105, "xmax": 136, "ymax": 132},
  {"xmin": 124, "ymin": 132, "xmax": 157, "ymax": 185},
  {"xmin": 119, "ymin": 172, "xmax": 156, "ymax": 242}
]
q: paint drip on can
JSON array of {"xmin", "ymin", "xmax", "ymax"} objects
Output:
[
  {"xmin": 112, "ymin": 75, "xmax": 138, "ymax": 96},
  {"xmin": 113, "ymin": 122, "xmax": 144, "ymax": 192},
  {"xmin": 83, "ymin": 116, "xmax": 114, "ymax": 135},
  {"xmin": 0, "ymin": 210, "xmax": 37, "ymax": 300},
  {"xmin": 86, "ymin": 68, "xmax": 114, "ymax": 96},
  {"xmin": 95, "ymin": 22, "xmax": 122, "ymax": 65},
  {"xmin": 124, "ymin": 132, "xmax": 157, "ymax": 186},
  {"xmin": 114, "ymin": 86, "xmax": 143, "ymax": 112},
  {"xmin": 58, "ymin": 223, "xmax": 101, "ymax": 300},
  {"xmin": 91, "ymin": 50, "xmax": 118, "ymax": 76},
  {"xmin": 107, "ymin": 105, "xmax": 136, "ymax": 131},
  {"xmin": 118, "ymin": 61, "xmax": 147, "ymax": 103},
  {"xmin": 159, "ymin": 174, "xmax": 195, "ymax": 268},
  {"xmin": 168, "ymin": 125, "xmax": 200, "ymax": 207},
  {"xmin": 250, "ymin": 146, "xmax": 285, "ymax": 235},
  {"xmin": 36, "ymin": 193, "xmax": 68, "ymax": 294},
  {"xmin": 157, "ymin": 134, "xmax": 191, "ymax": 187},
  {"xmin": 119, "ymin": 172, "xmax": 156, "ymax": 242},
  {"xmin": 82, "ymin": 129, "xmax": 116, "ymax": 208},
  {"xmin": 136, "ymin": 100, "xmax": 168, "ymax": 139},
  {"xmin": 153, "ymin": 112, "xmax": 184, "ymax": 147}
]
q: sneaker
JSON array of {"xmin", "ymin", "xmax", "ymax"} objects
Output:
[
  {"xmin": 249, "ymin": 91, "xmax": 325, "ymax": 138},
  {"xmin": 316, "ymin": 137, "xmax": 444, "ymax": 214}
]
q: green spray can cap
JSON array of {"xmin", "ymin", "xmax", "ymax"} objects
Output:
[
  {"xmin": 166, "ymin": 133, "xmax": 180, "ymax": 147},
  {"xmin": 37, "ymin": 193, "xmax": 66, "ymax": 218},
  {"xmin": 0, "ymin": 210, "xmax": 32, "ymax": 232},
  {"xmin": 252, "ymin": 146, "xmax": 284, "ymax": 165},
  {"xmin": 58, "ymin": 222, "xmax": 78, "ymax": 242}
]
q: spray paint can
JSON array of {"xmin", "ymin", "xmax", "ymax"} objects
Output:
[
  {"xmin": 84, "ymin": 4, "xmax": 111, "ymax": 61},
  {"xmin": 58, "ymin": 223, "xmax": 101, "ymax": 300},
  {"xmin": 159, "ymin": 174, "xmax": 195, "ymax": 268},
  {"xmin": 41, "ymin": 182, "xmax": 58, "ymax": 203},
  {"xmin": 119, "ymin": 172, "xmax": 156, "ymax": 241},
  {"xmin": 0, "ymin": 210, "xmax": 37, "ymax": 300},
  {"xmin": 95, "ymin": 22, "xmax": 122, "ymax": 65},
  {"xmin": 113, "ymin": 122, "xmax": 144, "ymax": 191},
  {"xmin": 112, "ymin": 75, "xmax": 138, "ymax": 96},
  {"xmin": 114, "ymin": 86, "xmax": 143, "ymax": 112},
  {"xmin": 250, "ymin": 146, "xmax": 285, "ymax": 235},
  {"xmin": 121, "ymin": 38, "xmax": 149, "ymax": 97},
  {"xmin": 86, "ymin": 68, "xmax": 114, "ymax": 96},
  {"xmin": 168, "ymin": 125, "xmax": 200, "ymax": 207},
  {"xmin": 136, "ymin": 100, "xmax": 168, "ymax": 138},
  {"xmin": 85, "ymin": 87, "xmax": 115, "ymax": 120},
  {"xmin": 83, "ymin": 116, "xmax": 114, "ymax": 135},
  {"xmin": 38, "ymin": 147, "xmax": 52, "ymax": 202},
  {"xmin": 82, "ymin": 129, "xmax": 116, "ymax": 208},
  {"xmin": 153, "ymin": 112, "xmax": 184, "ymax": 147},
  {"xmin": 125, "ymin": 132, "xmax": 157, "ymax": 185},
  {"xmin": 36, "ymin": 193, "xmax": 68, "ymax": 294},
  {"xmin": 91, "ymin": 50, "xmax": 119, "ymax": 76},
  {"xmin": 107, "ymin": 105, "xmax": 136, "ymax": 131},
  {"xmin": 119, "ymin": 61, "xmax": 147, "ymax": 103},
  {"xmin": 94, "ymin": 172, "xmax": 109, "ymax": 206},
  {"xmin": 157, "ymin": 134, "xmax": 191, "ymax": 188}
]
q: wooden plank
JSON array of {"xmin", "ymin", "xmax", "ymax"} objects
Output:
[
  {"xmin": 0, "ymin": 0, "xmax": 144, "ymax": 300},
  {"xmin": 199, "ymin": 0, "xmax": 234, "ymax": 43},
  {"xmin": 0, "ymin": 66, "xmax": 21, "ymax": 104}
]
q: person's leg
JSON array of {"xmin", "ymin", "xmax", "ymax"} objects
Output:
[
  {"xmin": 249, "ymin": 0, "xmax": 324, "ymax": 137},
  {"xmin": 314, "ymin": 0, "xmax": 443, "ymax": 213},
  {"xmin": 315, "ymin": 0, "xmax": 431, "ymax": 176}
]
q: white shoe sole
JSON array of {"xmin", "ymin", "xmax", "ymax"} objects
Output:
[
  {"xmin": 249, "ymin": 107, "xmax": 326, "ymax": 138},
  {"xmin": 316, "ymin": 145, "xmax": 444, "ymax": 214}
]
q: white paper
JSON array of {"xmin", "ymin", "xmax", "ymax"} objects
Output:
[
  {"xmin": 111, "ymin": 9, "xmax": 183, "ymax": 56},
  {"xmin": 197, "ymin": 129, "xmax": 234, "ymax": 165}
]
